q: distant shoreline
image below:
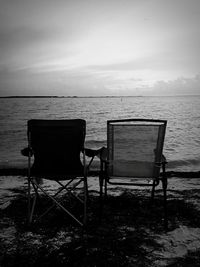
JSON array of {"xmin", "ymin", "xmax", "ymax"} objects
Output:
[
  {"xmin": 0, "ymin": 95, "xmax": 143, "ymax": 99},
  {"xmin": 0, "ymin": 95, "xmax": 200, "ymax": 99}
]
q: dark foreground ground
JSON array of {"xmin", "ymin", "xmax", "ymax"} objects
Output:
[{"xmin": 1, "ymin": 175, "xmax": 200, "ymax": 267}]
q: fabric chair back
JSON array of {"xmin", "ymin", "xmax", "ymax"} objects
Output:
[
  {"xmin": 28, "ymin": 119, "xmax": 86, "ymax": 177},
  {"xmin": 107, "ymin": 119, "xmax": 167, "ymax": 178}
]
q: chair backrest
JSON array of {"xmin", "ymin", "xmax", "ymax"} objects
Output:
[
  {"xmin": 28, "ymin": 119, "xmax": 86, "ymax": 176},
  {"xmin": 107, "ymin": 119, "xmax": 167, "ymax": 178}
]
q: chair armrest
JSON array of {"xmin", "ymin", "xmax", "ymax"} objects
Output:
[
  {"xmin": 84, "ymin": 148, "xmax": 102, "ymax": 158},
  {"xmin": 84, "ymin": 147, "xmax": 107, "ymax": 171},
  {"xmin": 21, "ymin": 147, "xmax": 33, "ymax": 157}
]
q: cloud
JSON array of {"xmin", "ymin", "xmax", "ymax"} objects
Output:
[
  {"xmin": 0, "ymin": 26, "xmax": 56, "ymax": 52},
  {"xmin": 148, "ymin": 74, "xmax": 200, "ymax": 96},
  {"xmin": 0, "ymin": 0, "xmax": 200, "ymax": 96},
  {"xmin": 0, "ymin": 62, "xmax": 199, "ymax": 96}
]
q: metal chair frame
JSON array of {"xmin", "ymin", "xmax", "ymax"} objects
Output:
[{"xmin": 99, "ymin": 119, "xmax": 168, "ymax": 228}]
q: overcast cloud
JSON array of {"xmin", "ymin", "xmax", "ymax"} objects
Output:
[{"xmin": 0, "ymin": 0, "xmax": 200, "ymax": 96}]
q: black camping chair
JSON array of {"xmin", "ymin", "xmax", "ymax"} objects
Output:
[{"xmin": 22, "ymin": 119, "xmax": 93, "ymax": 226}]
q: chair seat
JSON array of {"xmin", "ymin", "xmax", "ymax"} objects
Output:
[{"xmin": 31, "ymin": 169, "xmax": 84, "ymax": 180}]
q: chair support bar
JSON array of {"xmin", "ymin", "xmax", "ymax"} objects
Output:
[{"xmin": 32, "ymin": 181, "xmax": 83, "ymax": 226}]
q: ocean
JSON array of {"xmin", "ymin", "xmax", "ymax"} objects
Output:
[{"xmin": 0, "ymin": 95, "xmax": 200, "ymax": 172}]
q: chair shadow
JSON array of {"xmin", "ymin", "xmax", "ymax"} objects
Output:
[{"xmin": 1, "ymin": 188, "xmax": 200, "ymax": 266}]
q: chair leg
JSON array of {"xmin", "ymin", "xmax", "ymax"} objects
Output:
[
  {"xmin": 37, "ymin": 183, "xmax": 84, "ymax": 226},
  {"xmin": 99, "ymin": 178, "xmax": 102, "ymax": 200},
  {"xmin": 29, "ymin": 193, "xmax": 37, "ymax": 223},
  {"xmin": 104, "ymin": 178, "xmax": 107, "ymax": 197},
  {"xmin": 83, "ymin": 177, "xmax": 87, "ymax": 225},
  {"xmin": 85, "ymin": 177, "xmax": 89, "ymax": 200},
  {"xmin": 99, "ymin": 171, "xmax": 104, "ymax": 220},
  {"xmin": 28, "ymin": 178, "xmax": 86, "ymax": 226},
  {"xmin": 162, "ymin": 164, "xmax": 168, "ymax": 230},
  {"xmin": 27, "ymin": 179, "xmax": 39, "ymax": 224},
  {"xmin": 151, "ymin": 180, "xmax": 156, "ymax": 200},
  {"xmin": 162, "ymin": 178, "xmax": 168, "ymax": 230},
  {"xmin": 27, "ymin": 177, "xmax": 31, "ymax": 223}
]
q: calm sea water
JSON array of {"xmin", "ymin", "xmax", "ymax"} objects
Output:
[{"xmin": 0, "ymin": 96, "xmax": 200, "ymax": 172}]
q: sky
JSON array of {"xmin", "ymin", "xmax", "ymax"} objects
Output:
[{"xmin": 0, "ymin": 0, "xmax": 200, "ymax": 96}]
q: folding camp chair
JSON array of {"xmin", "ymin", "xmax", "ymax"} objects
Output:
[
  {"xmin": 99, "ymin": 119, "xmax": 168, "ymax": 227},
  {"xmin": 23, "ymin": 119, "xmax": 90, "ymax": 226}
]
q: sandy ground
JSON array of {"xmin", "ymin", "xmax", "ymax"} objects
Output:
[{"xmin": 1, "ymin": 175, "xmax": 200, "ymax": 266}]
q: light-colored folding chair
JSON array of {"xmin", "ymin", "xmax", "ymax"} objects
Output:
[
  {"xmin": 23, "ymin": 119, "xmax": 89, "ymax": 226},
  {"xmin": 99, "ymin": 119, "xmax": 168, "ymax": 227}
]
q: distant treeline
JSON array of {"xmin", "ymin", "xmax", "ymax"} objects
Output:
[
  {"xmin": 0, "ymin": 96, "xmax": 76, "ymax": 98},
  {"xmin": 0, "ymin": 95, "xmax": 143, "ymax": 99}
]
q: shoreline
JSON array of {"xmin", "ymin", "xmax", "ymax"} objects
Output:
[
  {"xmin": 0, "ymin": 167, "xmax": 200, "ymax": 178},
  {"xmin": 1, "ymin": 94, "xmax": 200, "ymax": 98}
]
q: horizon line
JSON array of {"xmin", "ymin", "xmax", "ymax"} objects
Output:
[{"xmin": 0, "ymin": 94, "xmax": 200, "ymax": 99}]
